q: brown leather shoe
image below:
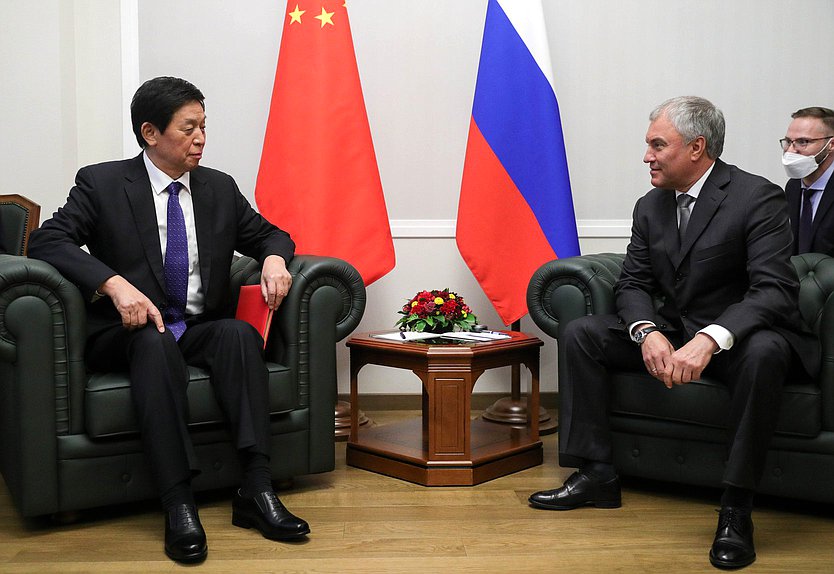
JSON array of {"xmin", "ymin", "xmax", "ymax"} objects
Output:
[
  {"xmin": 232, "ymin": 489, "xmax": 310, "ymax": 540},
  {"xmin": 709, "ymin": 506, "xmax": 756, "ymax": 569},
  {"xmin": 529, "ymin": 471, "xmax": 621, "ymax": 510}
]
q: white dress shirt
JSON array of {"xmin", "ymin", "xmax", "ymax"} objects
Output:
[{"xmin": 143, "ymin": 152, "xmax": 205, "ymax": 315}]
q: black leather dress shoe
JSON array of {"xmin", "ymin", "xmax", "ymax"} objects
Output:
[
  {"xmin": 529, "ymin": 471, "xmax": 621, "ymax": 510},
  {"xmin": 232, "ymin": 489, "xmax": 310, "ymax": 540},
  {"xmin": 709, "ymin": 506, "xmax": 756, "ymax": 569},
  {"xmin": 164, "ymin": 504, "xmax": 207, "ymax": 563}
]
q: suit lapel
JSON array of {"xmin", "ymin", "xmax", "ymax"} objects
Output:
[
  {"xmin": 123, "ymin": 155, "xmax": 166, "ymax": 292},
  {"xmin": 673, "ymin": 160, "xmax": 730, "ymax": 268},
  {"xmin": 785, "ymin": 178, "xmax": 801, "ymax": 251},
  {"xmin": 661, "ymin": 192, "xmax": 680, "ymax": 265},
  {"xmin": 811, "ymin": 176, "xmax": 834, "ymax": 238},
  {"xmin": 190, "ymin": 169, "xmax": 214, "ymax": 300}
]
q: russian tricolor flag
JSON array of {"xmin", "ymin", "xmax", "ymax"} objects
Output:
[{"xmin": 456, "ymin": 0, "xmax": 579, "ymax": 325}]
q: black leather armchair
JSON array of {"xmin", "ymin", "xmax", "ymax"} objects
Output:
[
  {"xmin": 527, "ymin": 252, "xmax": 834, "ymax": 503},
  {"xmin": 0, "ymin": 253, "xmax": 365, "ymax": 517}
]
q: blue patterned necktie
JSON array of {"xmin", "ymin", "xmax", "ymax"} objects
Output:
[{"xmin": 163, "ymin": 181, "xmax": 188, "ymax": 340}]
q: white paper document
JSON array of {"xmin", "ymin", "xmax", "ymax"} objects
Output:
[
  {"xmin": 439, "ymin": 331, "xmax": 511, "ymax": 342},
  {"xmin": 371, "ymin": 331, "xmax": 445, "ymax": 341}
]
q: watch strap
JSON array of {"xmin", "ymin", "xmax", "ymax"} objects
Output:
[{"xmin": 635, "ymin": 326, "xmax": 661, "ymax": 344}]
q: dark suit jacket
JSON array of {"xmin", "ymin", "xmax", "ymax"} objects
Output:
[
  {"xmin": 28, "ymin": 154, "xmax": 295, "ymax": 338},
  {"xmin": 785, "ymin": 175, "xmax": 834, "ymax": 256},
  {"xmin": 614, "ymin": 159, "xmax": 819, "ymax": 376}
]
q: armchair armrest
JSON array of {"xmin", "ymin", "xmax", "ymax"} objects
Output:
[
  {"xmin": 0, "ymin": 254, "xmax": 88, "ymax": 515},
  {"xmin": 229, "ymin": 254, "xmax": 366, "ymax": 357},
  {"xmin": 526, "ymin": 253, "xmax": 624, "ymax": 339},
  {"xmin": 229, "ymin": 254, "xmax": 366, "ymax": 472},
  {"xmin": 277, "ymin": 255, "xmax": 365, "ymax": 472},
  {"xmin": 792, "ymin": 253, "xmax": 834, "ymax": 430},
  {"xmin": 278, "ymin": 255, "xmax": 366, "ymax": 343}
]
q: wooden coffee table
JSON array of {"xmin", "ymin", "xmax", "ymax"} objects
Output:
[{"xmin": 345, "ymin": 331, "xmax": 543, "ymax": 486}]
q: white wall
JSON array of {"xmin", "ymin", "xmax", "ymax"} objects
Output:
[
  {"xmin": 1, "ymin": 1, "xmax": 75, "ymax": 203},
  {"xmin": 3, "ymin": 0, "xmax": 833, "ymax": 394}
]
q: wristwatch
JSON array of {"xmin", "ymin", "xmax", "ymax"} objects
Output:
[{"xmin": 633, "ymin": 326, "xmax": 660, "ymax": 345}]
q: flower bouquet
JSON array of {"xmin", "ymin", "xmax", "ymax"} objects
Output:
[{"xmin": 395, "ymin": 289, "xmax": 477, "ymax": 333}]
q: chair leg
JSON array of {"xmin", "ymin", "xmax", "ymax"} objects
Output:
[
  {"xmin": 50, "ymin": 510, "xmax": 82, "ymax": 524},
  {"xmin": 273, "ymin": 477, "xmax": 294, "ymax": 491}
]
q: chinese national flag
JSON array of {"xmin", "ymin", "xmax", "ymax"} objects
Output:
[{"xmin": 256, "ymin": 1, "xmax": 395, "ymax": 285}]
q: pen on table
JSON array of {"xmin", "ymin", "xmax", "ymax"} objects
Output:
[{"xmin": 400, "ymin": 331, "xmax": 407, "ymax": 339}]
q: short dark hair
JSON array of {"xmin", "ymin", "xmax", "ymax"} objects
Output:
[
  {"xmin": 130, "ymin": 77, "xmax": 205, "ymax": 148},
  {"xmin": 791, "ymin": 107, "xmax": 834, "ymax": 134}
]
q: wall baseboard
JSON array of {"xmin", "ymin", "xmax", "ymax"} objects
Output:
[{"xmin": 338, "ymin": 392, "xmax": 558, "ymax": 411}]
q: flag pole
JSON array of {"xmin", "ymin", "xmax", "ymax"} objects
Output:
[
  {"xmin": 480, "ymin": 318, "xmax": 557, "ymax": 434},
  {"xmin": 334, "ymin": 400, "xmax": 370, "ymax": 442}
]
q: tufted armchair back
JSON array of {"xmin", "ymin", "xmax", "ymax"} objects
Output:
[{"xmin": 0, "ymin": 195, "xmax": 40, "ymax": 256}]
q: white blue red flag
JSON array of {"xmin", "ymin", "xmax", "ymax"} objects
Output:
[{"xmin": 456, "ymin": 0, "xmax": 579, "ymax": 325}]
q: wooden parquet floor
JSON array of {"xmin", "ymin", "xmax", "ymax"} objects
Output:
[{"xmin": 0, "ymin": 410, "xmax": 832, "ymax": 573}]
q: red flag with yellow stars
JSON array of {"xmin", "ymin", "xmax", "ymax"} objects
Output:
[{"xmin": 256, "ymin": 1, "xmax": 395, "ymax": 285}]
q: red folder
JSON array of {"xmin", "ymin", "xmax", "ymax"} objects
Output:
[{"xmin": 235, "ymin": 284, "xmax": 274, "ymax": 349}]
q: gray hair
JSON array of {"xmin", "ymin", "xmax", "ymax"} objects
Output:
[{"xmin": 649, "ymin": 96, "xmax": 725, "ymax": 159}]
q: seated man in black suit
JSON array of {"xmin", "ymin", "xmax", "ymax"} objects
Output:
[
  {"xmin": 782, "ymin": 106, "xmax": 834, "ymax": 255},
  {"xmin": 528, "ymin": 97, "xmax": 818, "ymax": 570},
  {"xmin": 28, "ymin": 77, "xmax": 309, "ymax": 564}
]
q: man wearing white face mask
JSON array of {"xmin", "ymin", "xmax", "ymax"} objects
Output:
[{"xmin": 782, "ymin": 107, "xmax": 834, "ymax": 255}]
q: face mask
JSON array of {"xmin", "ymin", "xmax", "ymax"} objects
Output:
[{"xmin": 782, "ymin": 138, "xmax": 833, "ymax": 179}]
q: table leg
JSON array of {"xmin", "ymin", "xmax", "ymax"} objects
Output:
[
  {"xmin": 423, "ymin": 371, "xmax": 471, "ymax": 460},
  {"xmin": 349, "ymin": 351, "xmax": 361, "ymax": 441},
  {"xmin": 527, "ymin": 352, "xmax": 540, "ymax": 441}
]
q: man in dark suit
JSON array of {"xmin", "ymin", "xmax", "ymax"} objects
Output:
[
  {"xmin": 782, "ymin": 107, "xmax": 834, "ymax": 255},
  {"xmin": 528, "ymin": 97, "xmax": 818, "ymax": 569},
  {"xmin": 28, "ymin": 77, "xmax": 309, "ymax": 564}
]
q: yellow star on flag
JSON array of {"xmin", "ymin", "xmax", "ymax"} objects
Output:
[
  {"xmin": 315, "ymin": 6, "xmax": 335, "ymax": 27},
  {"xmin": 288, "ymin": 4, "xmax": 305, "ymax": 24}
]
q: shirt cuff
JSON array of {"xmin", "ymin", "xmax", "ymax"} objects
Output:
[
  {"xmin": 628, "ymin": 320, "xmax": 656, "ymax": 343},
  {"xmin": 698, "ymin": 324, "xmax": 735, "ymax": 353}
]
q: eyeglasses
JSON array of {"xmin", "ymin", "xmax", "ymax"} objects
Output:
[{"xmin": 779, "ymin": 136, "xmax": 834, "ymax": 152}]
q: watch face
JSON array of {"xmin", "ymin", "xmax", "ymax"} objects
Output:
[{"xmin": 635, "ymin": 327, "xmax": 655, "ymax": 344}]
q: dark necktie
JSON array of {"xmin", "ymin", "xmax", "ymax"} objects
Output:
[
  {"xmin": 677, "ymin": 193, "xmax": 695, "ymax": 246},
  {"xmin": 163, "ymin": 182, "xmax": 188, "ymax": 340},
  {"xmin": 797, "ymin": 187, "xmax": 817, "ymax": 254}
]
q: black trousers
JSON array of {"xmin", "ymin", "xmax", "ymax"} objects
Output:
[
  {"xmin": 86, "ymin": 318, "xmax": 271, "ymax": 494},
  {"xmin": 558, "ymin": 314, "xmax": 791, "ymax": 490}
]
